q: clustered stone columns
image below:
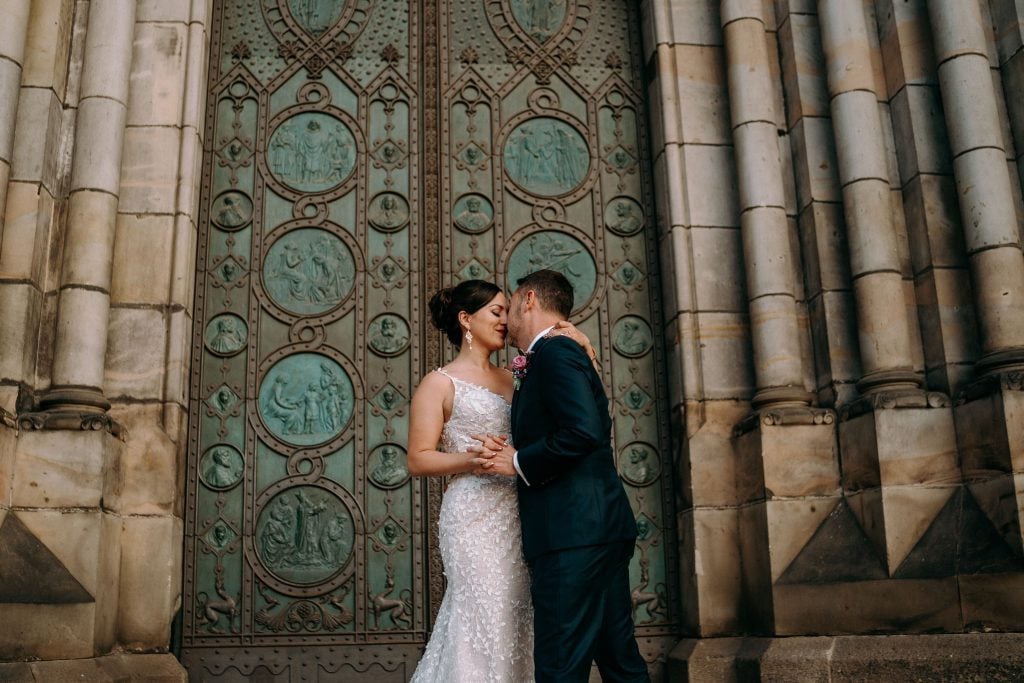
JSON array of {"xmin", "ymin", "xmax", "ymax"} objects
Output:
[
  {"xmin": 927, "ymin": 0, "xmax": 1024, "ymax": 376},
  {"xmin": 40, "ymin": 0, "xmax": 136, "ymax": 417},
  {"xmin": 651, "ymin": 0, "xmax": 1024, "ymax": 672},
  {"xmin": 0, "ymin": 1, "xmax": 31, "ymax": 244}
]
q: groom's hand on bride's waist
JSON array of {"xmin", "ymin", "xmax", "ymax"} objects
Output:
[{"xmin": 469, "ymin": 434, "xmax": 517, "ymax": 477}]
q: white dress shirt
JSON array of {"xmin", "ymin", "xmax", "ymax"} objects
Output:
[{"xmin": 512, "ymin": 326, "xmax": 554, "ymax": 485}]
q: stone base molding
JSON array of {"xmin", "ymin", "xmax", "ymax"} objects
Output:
[
  {"xmin": 16, "ymin": 410, "xmax": 125, "ymax": 440},
  {"xmin": 0, "ymin": 654, "xmax": 185, "ymax": 682},
  {"xmin": 667, "ymin": 633, "xmax": 1024, "ymax": 682},
  {"xmin": 975, "ymin": 348, "xmax": 1024, "ymax": 379}
]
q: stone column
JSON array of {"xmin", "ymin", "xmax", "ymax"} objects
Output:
[
  {"xmin": 722, "ymin": 0, "xmax": 813, "ymax": 409},
  {"xmin": 818, "ymin": 0, "xmax": 920, "ymax": 396},
  {"xmin": 819, "ymin": 0, "xmax": 959, "ymax": 586},
  {"xmin": 723, "ymin": 0, "xmax": 840, "ymax": 635},
  {"xmin": 936, "ymin": 0, "xmax": 1024, "ymax": 563},
  {"xmin": 0, "ymin": 0, "xmax": 31, "ymax": 240},
  {"xmin": 927, "ymin": 0, "xmax": 1024, "ymax": 376},
  {"xmin": 41, "ymin": 0, "xmax": 136, "ymax": 415},
  {"xmin": 642, "ymin": 0, "xmax": 752, "ymax": 639}
]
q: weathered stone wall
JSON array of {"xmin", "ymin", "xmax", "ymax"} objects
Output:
[{"xmin": 639, "ymin": 0, "xmax": 1024, "ymax": 657}]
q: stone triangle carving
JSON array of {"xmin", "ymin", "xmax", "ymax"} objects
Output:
[
  {"xmin": 894, "ymin": 488, "xmax": 1024, "ymax": 579},
  {"xmin": 777, "ymin": 499, "xmax": 887, "ymax": 585},
  {"xmin": 0, "ymin": 513, "xmax": 93, "ymax": 604}
]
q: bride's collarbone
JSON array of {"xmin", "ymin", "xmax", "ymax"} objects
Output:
[{"xmin": 438, "ymin": 365, "xmax": 512, "ymax": 401}]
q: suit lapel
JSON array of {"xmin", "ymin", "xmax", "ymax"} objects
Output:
[{"xmin": 511, "ymin": 336, "xmax": 552, "ymax": 434}]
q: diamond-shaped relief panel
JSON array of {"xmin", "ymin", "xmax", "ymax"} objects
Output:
[
  {"xmin": 635, "ymin": 513, "xmax": 659, "ymax": 542},
  {"xmin": 376, "ymin": 517, "xmax": 405, "ymax": 546},
  {"xmin": 458, "ymin": 142, "xmax": 487, "ymax": 167},
  {"xmin": 374, "ymin": 257, "xmax": 406, "ymax": 285},
  {"xmin": 372, "ymin": 140, "xmax": 407, "ymax": 167},
  {"xmin": 614, "ymin": 260, "xmax": 644, "ymax": 287},
  {"xmin": 214, "ymin": 256, "xmax": 248, "ymax": 285},
  {"xmin": 372, "ymin": 383, "xmax": 405, "ymax": 413},
  {"xmin": 621, "ymin": 383, "xmax": 652, "ymax": 411},
  {"xmin": 457, "ymin": 259, "xmax": 491, "ymax": 281},
  {"xmin": 205, "ymin": 521, "xmax": 236, "ymax": 551},
  {"xmin": 218, "ymin": 137, "xmax": 253, "ymax": 165},
  {"xmin": 606, "ymin": 145, "xmax": 636, "ymax": 170},
  {"xmin": 208, "ymin": 385, "xmax": 241, "ymax": 415}
]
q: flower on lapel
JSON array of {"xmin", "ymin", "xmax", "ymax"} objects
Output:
[{"xmin": 511, "ymin": 353, "xmax": 530, "ymax": 390}]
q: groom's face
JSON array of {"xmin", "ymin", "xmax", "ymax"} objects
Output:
[{"xmin": 507, "ymin": 289, "xmax": 526, "ymax": 349}]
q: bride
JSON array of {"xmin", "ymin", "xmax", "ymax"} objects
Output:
[{"xmin": 407, "ymin": 279, "xmax": 593, "ymax": 682}]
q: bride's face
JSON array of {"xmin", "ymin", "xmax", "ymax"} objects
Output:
[{"xmin": 464, "ymin": 292, "xmax": 508, "ymax": 352}]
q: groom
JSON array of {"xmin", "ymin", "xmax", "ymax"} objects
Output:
[{"xmin": 479, "ymin": 269, "xmax": 649, "ymax": 682}]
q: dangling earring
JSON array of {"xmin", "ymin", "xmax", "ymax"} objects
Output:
[{"xmin": 465, "ymin": 329, "xmax": 474, "ymax": 350}]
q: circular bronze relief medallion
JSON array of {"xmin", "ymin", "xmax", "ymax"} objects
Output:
[
  {"xmin": 503, "ymin": 117, "xmax": 590, "ymax": 197},
  {"xmin": 262, "ymin": 228, "xmax": 355, "ymax": 316},
  {"xmin": 255, "ymin": 485, "xmax": 354, "ymax": 585},
  {"xmin": 257, "ymin": 353, "xmax": 354, "ymax": 447},
  {"xmin": 268, "ymin": 113, "xmax": 356, "ymax": 193}
]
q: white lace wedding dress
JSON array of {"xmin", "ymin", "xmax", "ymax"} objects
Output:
[{"xmin": 410, "ymin": 370, "xmax": 534, "ymax": 683}]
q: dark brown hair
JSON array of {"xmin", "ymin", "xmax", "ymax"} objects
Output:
[
  {"xmin": 516, "ymin": 269, "xmax": 573, "ymax": 318},
  {"xmin": 428, "ymin": 280, "xmax": 502, "ymax": 347}
]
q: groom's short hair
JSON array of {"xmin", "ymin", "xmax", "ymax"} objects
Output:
[{"xmin": 517, "ymin": 269, "xmax": 573, "ymax": 318}]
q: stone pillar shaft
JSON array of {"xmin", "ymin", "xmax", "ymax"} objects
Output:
[
  {"xmin": 0, "ymin": 0, "xmax": 32, "ymax": 240},
  {"xmin": 818, "ymin": 0, "xmax": 919, "ymax": 394},
  {"xmin": 722, "ymin": 0, "xmax": 810, "ymax": 408},
  {"xmin": 44, "ymin": 0, "xmax": 136, "ymax": 411},
  {"xmin": 926, "ymin": 0, "xmax": 1024, "ymax": 375}
]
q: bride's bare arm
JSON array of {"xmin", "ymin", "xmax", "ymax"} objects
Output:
[{"xmin": 407, "ymin": 371, "xmax": 494, "ymax": 476}]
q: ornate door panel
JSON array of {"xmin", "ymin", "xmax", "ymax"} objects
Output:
[
  {"xmin": 437, "ymin": 0, "xmax": 679, "ymax": 661},
  {"xmin": 183, "ymin": 1, "xmax": 677, "ymax": 680},
  {"xmin": 182, "ymin": 1, "xmax": 426, "ymax": 679}
]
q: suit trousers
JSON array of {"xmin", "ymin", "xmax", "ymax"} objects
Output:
[{"xmin": 529, "ymin": 540, "xmax": 649, "ymax": 682}]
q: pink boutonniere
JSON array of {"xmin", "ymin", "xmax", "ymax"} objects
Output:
[{"xmin": 510, "ymin": 353, "xmax": 530, "ymax": 390}]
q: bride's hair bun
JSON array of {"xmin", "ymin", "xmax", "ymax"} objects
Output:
[
  {"xmin": 428, "ymin": 280, "xmax": 502, "ymax": 348},
  {"xmin": 428, "ymin": 287, "xmax": 455, "ymax": 333}
]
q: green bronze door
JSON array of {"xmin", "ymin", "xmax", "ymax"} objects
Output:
[{"xmin": 181, "ymin": 1, "xmax": 677, "ymax": 679}]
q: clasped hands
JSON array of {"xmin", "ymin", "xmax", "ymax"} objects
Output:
[{"xmin": 467, "ymin": 434, "xmax": 516, "ymax": 477}]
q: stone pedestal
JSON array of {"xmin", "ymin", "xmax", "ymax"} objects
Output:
[
  {"xmin": 838, "ymin": 394, "xmax": 960, "ymax": 575},
  {"xmin": 956, "ymin": 373, "xmax": 1024, "ymax": 548},
  {"xmin": 0, "ymin": 654, "xmax": 185, "ymax": 682},
  {"xmin": 0, "ymin": 430, "xmax": 121, "ymax": 660},
  {"xmin": 733, "ymin": 408, "xmax": 840, "ymax": 633}
]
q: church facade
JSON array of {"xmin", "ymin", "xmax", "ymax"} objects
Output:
[{"xmin": 1, "ymin": 0, "xmax": 1024, "ymax": 680}]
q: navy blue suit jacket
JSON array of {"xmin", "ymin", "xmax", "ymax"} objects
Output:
[{"xmin": 511, "ymin": 335, "xmax": 637, "ymax": 562}]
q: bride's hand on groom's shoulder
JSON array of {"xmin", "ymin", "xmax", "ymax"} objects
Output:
[{"xmin": 552, "ymin": 321, "xmax": 600, "ymax": 367}]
